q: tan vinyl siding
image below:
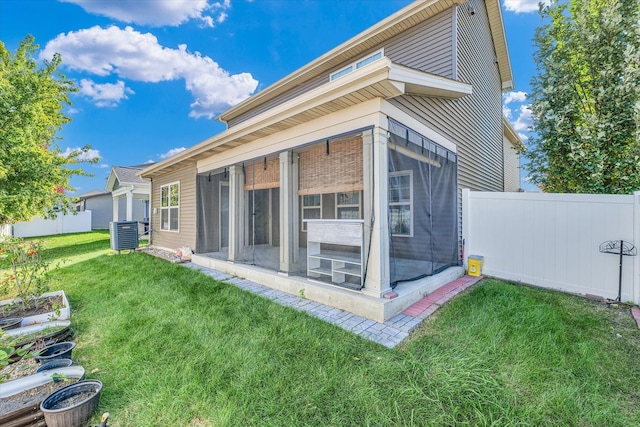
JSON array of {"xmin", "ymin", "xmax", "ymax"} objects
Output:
[
  {"xmin": 228, "ymin": 73, "xmax": 329, "ymax": 128},
  {"xmin": 385, "ymin": 8, "xmax": 454, "ymax": 78},
  {"xmin": 389, "ymin": 0, "xmax": 503, "ymax": 192},
  {"xmin": 227, "ymin": 9, "xmax": 454, "ymax": 129},
  {"xmin": 151, "ymin": 163, "xmax": 197, "ymax": 250},
  {"xmin": 503, "ymin": 135, "xmax": 520, "ymax": 191}
]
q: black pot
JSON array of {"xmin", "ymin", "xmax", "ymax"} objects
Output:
[
  {"xmin": 40, "ymin": 380, "xmax": 103, "ymax": 427},
  {"xmin": 35, "ymin": 342, "xmax": 76, "ymax": 364},
  {"xmin": 36, "ymin": 358, "xmax": 73, "ymax": 373},
  {"xmin": 0, "ymin": 317, "xmax": 23, "ymax": 330}
]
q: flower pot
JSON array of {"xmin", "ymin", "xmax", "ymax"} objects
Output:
[
  {"xmin": 37, "ymin": 358, "xmax": 73, "ymax": 373},
  {"xmin": 35, "ymin": 341, "xmax": 76, "ymax": 364},
  {"xmin": 0, "ymin": 317, "xmax": 23, "ymax": 330},
  {"xmin": 0, "ymin": 366, "xmax": 85, "ymax": 427},
  {"xmin": 40, "ymin": 380, "xmax": 103, "ymax": 427}
]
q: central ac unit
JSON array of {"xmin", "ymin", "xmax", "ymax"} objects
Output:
[{"xmin": 110, "ymin": 221, "xmax": 139, "ymax": 252}]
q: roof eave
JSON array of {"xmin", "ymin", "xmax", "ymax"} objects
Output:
[{"xmin": 142, "ymin": 60, "xmax": 473, "ymax": 177}]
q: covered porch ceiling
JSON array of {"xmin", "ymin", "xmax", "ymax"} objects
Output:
[{"xmin": 141, "ymin": 58, "xmax": 472, "ymax": 177}]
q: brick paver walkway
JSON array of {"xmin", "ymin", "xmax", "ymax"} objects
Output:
[{"xmin": 185, "ymin": 262, "xmax": 482, "ymax": 348}]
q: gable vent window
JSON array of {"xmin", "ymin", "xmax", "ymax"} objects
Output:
[{"xmin": 330, "ymin": 49, "xmax": 384, "ymax": 81}]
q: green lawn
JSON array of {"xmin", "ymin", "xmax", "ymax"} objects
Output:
[{"xmin": 29, "ymin": 232, "xmax": 640, "ymax": 425}]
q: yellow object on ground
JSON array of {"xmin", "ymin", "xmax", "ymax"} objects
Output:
[{"xmin": 468, "ymin": 255, "xmax": 484, "ymax": 277}]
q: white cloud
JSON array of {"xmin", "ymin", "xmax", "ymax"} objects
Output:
[
  {"xmin": 513, "ymin": 105, "xmax": 533, "ymax": 132},
  {"xmin": 502, "ymin": 105, "xmax": 512, "ymax": 120},
  {"xmin": 503, "ymin": 0, "xmax": 546, "ymax": 14},
  {"xmin": 98, "ymin": 163, "xmax": 110, "ymax": 168},
  {"xmin": 503, "ymin": 91, "xmax": 528, "ymax": 105},
  {"xmin": 79, "ymin": 79, "xmax": 134, "ymax": 107},
  {"xmin": 144, "ymin": 159, "xmax": 156, "ymax": 164},
  {"xmin": 62, "ymin": 147, "xmax": 102, "ymax": 161},
  {"xmin": 68, "ymin": 107, "xmax": 80, "ymax": 114},
  {"xmin": 41, "ymin": 26, "xmax": 258, "ymax": 118},
  {"xmin": 160, "ymin": 147, "xmax": 187, "ymax": 159},
  {"xmin": 517, "ymin": 132, "xmax": 529, "ymax": 141},
  {"xmin": 61, "ymin": 0, "xmax": 231, "ymax": 28}
]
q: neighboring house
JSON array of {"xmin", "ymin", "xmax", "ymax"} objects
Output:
[
  {"xmin": 76, "ymin": 189, "xmax": 147, "ymax": 229},
  {"xmin": 141, "ymin": 0, "xmax": 522, "ymax": 321},
  {"xmin": 105, "ymin": 165, "xmax": 151, "ymax": 224}
]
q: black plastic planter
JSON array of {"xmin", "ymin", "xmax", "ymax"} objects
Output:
[
  {"xmin": 40, "ymin": 380, "xmax": 103, "ymax": 427},
  {"xmin": 0, "ymin": 317, "xmax": 23, "ymax": 330},
  {"xmin": 36, "ymin": 358, "xmax": 73, "ymax": 373},
  {"xmin": 35, "ymin": 341, "xmax": 76, "ymax": 363}
]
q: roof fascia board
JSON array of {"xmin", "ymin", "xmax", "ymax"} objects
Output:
[
  {"xmin": 388, "ymin": 63, "xmax": 472, "ymax": 98},
  {"xmin": 502, "ymin": 116, "xmax": 525, "ymax": 150},
  {"xmin": 485, "ymin": 0, "xmax": 514, "ymax": 91}
]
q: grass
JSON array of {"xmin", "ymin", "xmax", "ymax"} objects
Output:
[{"xmin": 21, "ymin": 232, "xmax": 640, "ymax": 425}]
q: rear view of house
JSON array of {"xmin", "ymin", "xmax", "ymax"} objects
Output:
[{"xmin": 140, "ymin": 0, "xmax": 521, "ymax": 321}]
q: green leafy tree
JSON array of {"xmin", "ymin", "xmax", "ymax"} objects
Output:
[
  {"xmin": 0, "ymin": 35, "xmax": 96, "ymax": 224},
  {"xmin": 526, "ymin": 0, "xmax": 640, "ymax": 193}
]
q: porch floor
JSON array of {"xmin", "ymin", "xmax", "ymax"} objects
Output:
[{"xmin": 185, "ymin": 261, "xmax": 483, "ymax": 348}]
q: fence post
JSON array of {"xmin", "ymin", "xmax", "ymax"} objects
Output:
[
  {"xmin": 633, "ymin": 191, "xmax": 640, "ymax": 305},
  {"xmin": 461, "ymin": 188, "xmax": 471, "ymax": 269}
]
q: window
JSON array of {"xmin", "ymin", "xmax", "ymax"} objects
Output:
[
  {"xmin": 330, "ymin": 49, "xmax": 384, "ymax": 81},
  {"xmin": 161, "ymin": 182, "xmax": 180, "ymax": 231},
  {"xmin": 389, "ymin": 171, "xmax": 412, "ymax": 236},
  {"xmin": 301, "ymin": 194, "xmax": 321, "ymax": 231},
  {"xmin": 336, "ymin": 192, "xmax": 360, "ymax": 219}
]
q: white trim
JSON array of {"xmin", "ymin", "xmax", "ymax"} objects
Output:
[
  {"xmin": 160, "ymin": 181, "xmax": 180, "ymax": 232},
  {"xmin": 389, "ymin": 170, "xmax": 413, "ymax": 237},
  {"xmin": 219, "ymin": 181, "xmax": 229, "ymax": 249}
]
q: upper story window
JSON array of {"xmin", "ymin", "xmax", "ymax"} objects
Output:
[
  {"xmin": 329, "ymin": 49, "xmax": 384, "ymax": 81},
  {"xmin": 161, "ymin": 182, "xmax": 180, "ymax": 231}
]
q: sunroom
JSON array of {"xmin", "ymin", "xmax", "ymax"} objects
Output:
[{"xmin": 161, "ymin": 58, "xmax": 471, "ymax": 321}]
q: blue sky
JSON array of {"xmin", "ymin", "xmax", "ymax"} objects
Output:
[{"xmin": 0, "ymin": 0, "xmax": 541, "ymax": 195}]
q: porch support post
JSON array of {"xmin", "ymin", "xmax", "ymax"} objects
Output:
[
  {"xmin": 228, "ymin": 165, "xmax": 245, "ymax": 261},
  {"xmin": 112, "ymin": 196, "xmax": 120, "ymax": 222},
  {"xmin": 125, "ymin": 189, "xmax": 133, "ymax": 221},
  {"xmin": 279, "ymin": 151, "xmax": 299, "ymax": 272},
  {"xmin": 362, "ymin": 125, "xmax": 392, "ymax": 298}
]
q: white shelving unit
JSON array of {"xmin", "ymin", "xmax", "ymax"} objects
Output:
[{"xmin": 305, "ymin": 220, "xmax": 364, "ymax": 286}]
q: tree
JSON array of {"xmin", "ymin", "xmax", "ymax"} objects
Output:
[
  {"xmin": 526, "ymin": 0, "xmax": 640, "ymax": 194},
  {"xmin": 0, "ymin": 35, "xmax": 96, "ymax": 224}
]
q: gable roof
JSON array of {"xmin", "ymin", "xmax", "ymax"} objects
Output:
[
  {"xmin": 77, "ymin": 190, "xmax": 110, "ymax": 200},
  {"xmin": 105, "ymin": 165, "xmax": 151, "ymax": 192},
  {"xmin": 217, "ymin": 0, "xmax": 513, "ymax": 125}
]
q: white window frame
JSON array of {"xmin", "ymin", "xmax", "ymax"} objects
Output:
[
  {"xmin": 388, "ymin": 171, "xmax": 413, "ymax": 237},
  {"xmin": 301, "ymin": 194, "xmax": 322, "ymax": 232},
  {"xmin": 329, "ymin": 49, "xmax": 384, "ymax": 81},
  {"xmin": 335, "ymin": 191, "xmax": 361, "ymax": 220},
  {"xmin": 160, "ymin": 181, "xmax": 180, "ymax": 232}
]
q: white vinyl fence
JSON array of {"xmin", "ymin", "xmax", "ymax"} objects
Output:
[
  {"xmin": 462, "ymin": 189, "xmax": 640, "ymax": 304},
  {"xmin": 11, "ymin": 211, "xmax": 92, "ymax": 238}
]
